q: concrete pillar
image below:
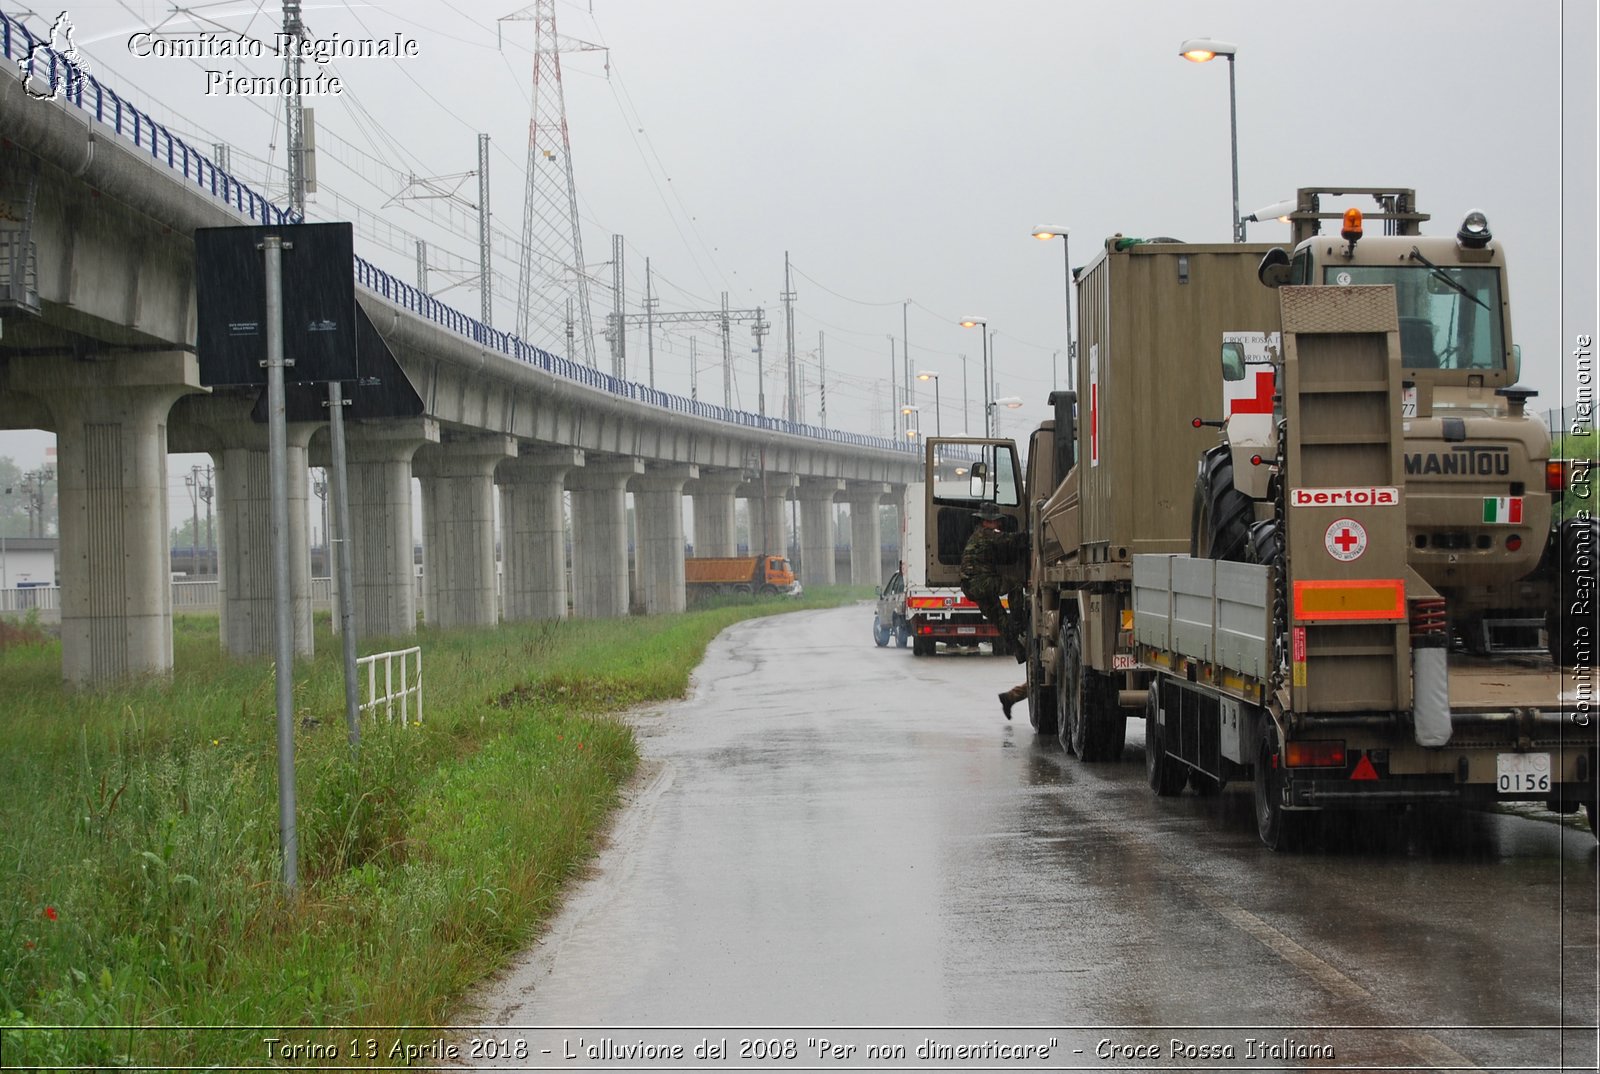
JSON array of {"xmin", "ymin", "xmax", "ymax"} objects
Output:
[
  {"xmin": 345, "ymin": 419, "xmax": 439, "ymax": 638},
  {"xmin": 172, "ymin": 394, "xmax": 318, "ymax": 659},
  {"xmin": 567, "ymin": 458, "xmax": 643, "ymax": 618},
  {"xmin": 798, "ymin": 478, "xmax": 845, "ymax": 587},
  {"xmin": 745, "ymin": 473, "xmax": 793, "ymax": 556},
  {"xmin": 498, "ymin": 448, "xmax": 583, "ymax": 621},
  {"xmin": 4, "ymin": 352, "xmax": 201, "ymax": 686},
  {"xmin": 414, "ymin": 435, "xmax": 516, "ymax": 629},
  {"xmin": 847, "ymin": 483, "xmax": 891, "ymax": 586},
  {"xmin": 632, "ymin": 464, "xmax": 697, "ymax": 615},
  {"xmin": 688, "ymin": 470, "xmax": 742, "ymax": 557}
]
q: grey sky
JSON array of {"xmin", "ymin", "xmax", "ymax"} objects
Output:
[{"xmin": 1, "ymin": 0, "xmax": 1595, "ymax": 499}]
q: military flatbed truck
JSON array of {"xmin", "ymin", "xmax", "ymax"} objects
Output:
[{"xmin": 1133, "ymin": 285, "xmax": 1597, "ymax": 849}]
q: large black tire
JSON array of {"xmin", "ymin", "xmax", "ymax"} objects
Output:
[
  {"xmin": 1254, "ymin": 717, "xmax": 1310, "ymax": 852},
  {"xmin": 873, "ymin": 613, "xmax": 891, "ymax": 647},
  {"xmin": 1145, "ymin": 686, "xmax": 1186, "ymax": 796},
  {"xmin": 1084, "ymin": 676, "xmax": 1127, "ymax": 763},
  {"xmin": 1246, "ymin": 517, "xmax": 1282, "ymax": 568},
  {"xmin": 1192, "ymin": 445, "xmax": 1254, "ymax": 562},
  {"xmin": 1059, "ymin": 623, "xmax": 1126, "ymax": 762},
  {"xmin": 1548, "ymin": 517, "xmax": 1598, "ymax": 668},
  {"xmin": 1027, "ymin": 638, "xmax": 1058, "ymax": 738}
]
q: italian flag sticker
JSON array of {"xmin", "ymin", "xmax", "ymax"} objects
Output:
[{"xmin": 1482, "ymin": 496, "xmax": 1523, "ymax": 524}]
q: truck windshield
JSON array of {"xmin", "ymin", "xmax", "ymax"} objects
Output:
[{"xmin": 1322, "ymin": 265, "xmax": 1505, "ymax": 372}]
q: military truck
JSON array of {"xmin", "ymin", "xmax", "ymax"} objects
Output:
[
  {"xmin": 1133, "ymin": 284, "xmax": 1596, "ymax": 848},
  {"xmin": 974, "ymin": 190, "xmax": 1587, "ymax": 765}
]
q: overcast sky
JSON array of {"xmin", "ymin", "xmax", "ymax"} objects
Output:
[{"xmin": 1, "ymin": 0, "xmax": 1595, "ymax": 499}]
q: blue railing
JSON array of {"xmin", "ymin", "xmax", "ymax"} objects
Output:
[{"xmin": 1, "ymin": 9, "xmax": 913, "ymax": 456}]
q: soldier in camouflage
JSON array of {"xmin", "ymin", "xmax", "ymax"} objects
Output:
[{"xmin": 960, "ymin": 501, "xmax": 1030, "ymax": 718}]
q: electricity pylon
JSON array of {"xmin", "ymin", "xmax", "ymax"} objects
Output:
[{"xmin": 502, "ymin": 1, "xmax": 605, "ymax": 366}]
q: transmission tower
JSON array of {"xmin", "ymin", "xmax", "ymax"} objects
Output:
[{"xmin": 502, "ymin": 2, "xmax": 605, "ymax": 367}]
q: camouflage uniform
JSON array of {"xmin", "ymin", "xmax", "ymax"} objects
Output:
[{"xmin": 960, "ymin": 521, "xmax": 1028, "ymax": 655}]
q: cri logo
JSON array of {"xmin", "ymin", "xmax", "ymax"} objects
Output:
[{"xmin": 20, "ymin": 12, "xmax": 92, "ymax": 103}]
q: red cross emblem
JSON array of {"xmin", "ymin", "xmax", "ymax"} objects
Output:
[{"xmin": 1324, "ymin": 518, "xmax": 1367, "ymax": 561}]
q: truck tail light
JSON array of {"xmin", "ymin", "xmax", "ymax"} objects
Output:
[
  {"xmin": 1547, "ymin": 460, "xmax": 1567, "ymax": 494},
  {"xmin": 1285, "ymin": 740, "xmax": 1346, "ymax": 768}
]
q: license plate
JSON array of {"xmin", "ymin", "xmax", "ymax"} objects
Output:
[
  {"xmin": 957, "ymin": 625, "xmax": 976, "ymax": 635},
  {"xmin": 1496, "ymin": 752, "xmax": 1551, "ymax": 794},
  {"xmin": 1112, "ymin": 653, "xmax": 1137, "ymax": 671}
]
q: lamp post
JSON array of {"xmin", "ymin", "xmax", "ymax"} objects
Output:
[
  {"xmin": 959, "ymin": 317, "xmax": 991, "ymax": 434},
  {"xmin": 915, "ymin": 371, "xmax": 942, "ymax": 436},
  {"xmin": 1179, "ymin": 37, "xmax": 1241, "ymax": 243},
  {"xmin": 900, "ymin": 404, "xmax": 920, "ymax": 439},
  {"xmin": 1031, "ymin": 225, "xmax": 1074, "ymax": 387},
  {"xmin": 986, "ymin": 396, "xmax": 1024, "ymax": 436}
]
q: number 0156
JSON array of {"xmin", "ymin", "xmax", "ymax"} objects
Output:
[{"xmin": 1496, "ymin": 752, "xmax": 1551, "ymax": 793}]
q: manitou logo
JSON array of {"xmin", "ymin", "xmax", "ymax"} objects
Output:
[{"xmin": 1404, "ymin": 446, "xmax": 1512, "ymax": 478}]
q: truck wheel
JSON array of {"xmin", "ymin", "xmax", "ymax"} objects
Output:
[
  {"xmin": 873, "ymin": 613, "xmax": 891, "ymax": 647},
  {"xmin": 1085, "ymin": 682, "xmax": 1127, "ymax": 763},
  {"xmin": 895, "ymin": 619, "xmax": 911, "ymax": 647},
  {"xmin": 1028, "ymin": 640, "xmax": 1058, "ymax": 738},
  {"xmin": 1548, "ymin": 517, "xmax": 1598, "ymax": 668},
  {"xmin": 1254, "ymin": 718, "xmax": 1309, "ymax": 852},
  {"xmin": 1058, "ymin": 623, "xmax": 1083, "ymax": 755},
  {"xmin": 1192, "ymin": 445, "xmax": 1254, "ymax": 562},
  {"xmin": 1145, "ymin": 686, "xmax": 1186, "ymax": 796},
  {"xmin": 761, "ymin": 583, "xmax": 779, "ymax": 596}
]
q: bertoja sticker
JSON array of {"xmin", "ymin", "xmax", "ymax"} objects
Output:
[{"xmin": 1324, "ymin": 518, "xmax": 1368, "ymax": 561}]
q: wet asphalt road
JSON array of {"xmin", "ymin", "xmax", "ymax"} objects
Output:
[{"xmin": 461, "ymin": 604, "xmax": 1598, "ymax": 1070}]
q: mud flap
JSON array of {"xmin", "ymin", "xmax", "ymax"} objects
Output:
[{"xmin": 1412, "ymin": 637, "xmax": 1451, "ymax": 747}]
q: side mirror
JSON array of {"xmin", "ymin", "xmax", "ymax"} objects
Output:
[
  {"xmin": 969, "ymin": 461, "xmax": 988, "ymax": 498},
  {"xmin": 1257, "ymin": 247, "xmax": 1291, "ymax": 289},
  {"xmin": 1221, "ymin": 341, "xmax": 1247, "ymax": 383},
  {"xmin": 1510, "ymin": 343, "xmax": 1521, "ymax": 383}
]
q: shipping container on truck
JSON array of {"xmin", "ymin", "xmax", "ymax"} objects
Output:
[{"xmin": 1027, "ymin": 239, "xmax": 1285, "ymax": 757}]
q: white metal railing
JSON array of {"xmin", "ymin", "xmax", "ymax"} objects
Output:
[
  {"xmin": 0, "ymin": 585, "xmax": 58, "ymax": 613},
  {"xmin": 171, "ymin": 580, "xmax": 218, "ymax": 607},
  {"xmin": 357, "ymin": 646, "xmax": 422, "ymax": 725}
]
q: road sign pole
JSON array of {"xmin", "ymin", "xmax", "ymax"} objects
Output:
[
  {"xmin": 264, "ymin": 234, "xmax": 299, "ymax": 893},
  {"xmin": 326, "ymin": 378, "xmax": 361, "ymax": 746}
]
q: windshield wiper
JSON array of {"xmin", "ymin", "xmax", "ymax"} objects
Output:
[{"xmin": 1408, "ymin": 246, "xmax": 1491, "ymax": 312}]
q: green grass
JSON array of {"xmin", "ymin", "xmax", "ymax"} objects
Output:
[{"xmin": 0, "ymin": 586, "xmax": 870, "ymax": 1068}]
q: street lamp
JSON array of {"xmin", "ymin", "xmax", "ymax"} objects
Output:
[
  {"xmin": 959, "ymin": 317, "xmax": 992, "ymax": 434},
  {"xmin": 1031, "ymin": 225, "xmax": 1074, "ymax": 387},
  {"xmin": 1179, "ymin": 37, "xmax": 1241, "ymax": 243},
  {"xmin": 900, "ymin": 405, "xmax": 921, "ymax": 447},
  {"xmin": 915, "ymin": 371, "xmax": 942, "ymax": 436},
  {"xmin": 986, "ymin": 396, "xmax": 1024, "ymax": 436}
]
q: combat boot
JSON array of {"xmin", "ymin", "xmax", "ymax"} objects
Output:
[{"xmin": 998, "ymin": 683, "xmax": 1028, "ymax": 720}]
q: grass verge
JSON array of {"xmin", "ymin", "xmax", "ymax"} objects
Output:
[{"xmin": 0, "ymin": 586, "xmax": 870, "ymax": 1068}]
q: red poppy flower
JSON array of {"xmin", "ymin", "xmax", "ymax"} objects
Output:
[{"xmin": 43, "ymin": 906, "xmax": 57, "ymax": 921}]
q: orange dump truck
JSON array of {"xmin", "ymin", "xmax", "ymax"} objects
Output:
[{"xmin": 684, "ymin": 555, "xmax": 798, "ymax": 597}]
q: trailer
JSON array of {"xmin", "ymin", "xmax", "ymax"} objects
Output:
[{"xmin": 1132, "ymin": 285, "xmax": 1596, "ymax": 849}]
